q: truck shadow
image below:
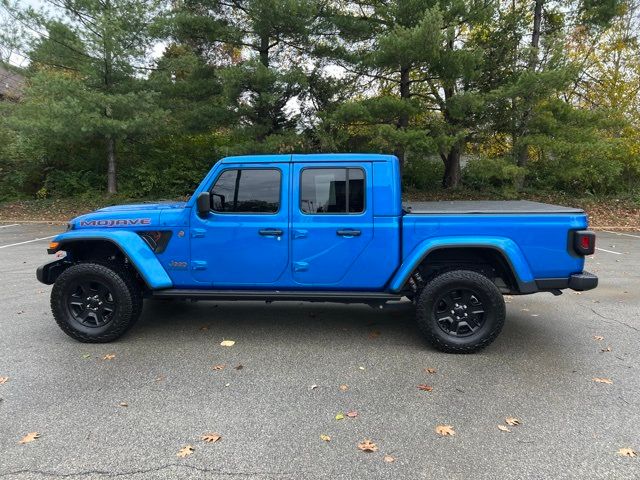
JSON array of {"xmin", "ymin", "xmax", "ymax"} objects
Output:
[{"xmin": 133, "ymin": 298, "xmax": 569, "ymax": 364}]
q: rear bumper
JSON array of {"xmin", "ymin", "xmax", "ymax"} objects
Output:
[{"xmin": 535, "ymin": 271, "xmax": 598, "ymax": 292}]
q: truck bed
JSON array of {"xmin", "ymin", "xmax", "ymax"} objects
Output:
[{"xmin": 404, "ymin": 200, "xmax": 584, "ymax": 215}]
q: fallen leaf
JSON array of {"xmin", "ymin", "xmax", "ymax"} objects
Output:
[
  {"xmin": 346, "ymin": 410, "xmax": 358, "ymax": 418},
  {"xmin": 155, "ymin": 375, "xmax": 166, "ymax": 382},
  {"xmin": 199, "ymin": 325, "xmax": 209, "ymax": 331},
  {"xmin": 339, "ymin": 384, "xmax": 349, "ymax": 392},
  {"xmin": 417, "ymin": 384, "xmax": 433, "ymax": 392},
  {"xmin": 0, "ymin": 376, "xmax": 8, "ymax": 385},
  {"xmin": 435, "ymin": 425, "xmax": 455, "ymax": 436},
  {"xmin": 505, "ymin": 417, "xmax": 521, "ymax": 426},
  {"xmin": 592, "ymin": 377, "xmax": 613, "ymax": 384},
  {"xmin": 235, "ymin": 365, "xmax": 244, "ymax": 370},
  {"xmin": 383, "ymin": 454, "xmax": 395, "ymax": 463},
  {"xmin": 119, "ymin": 402, "xmax": 128, "ymax": 407},
  {"xmin": 593, "ymin": 335, "xmax": 604, "ymax": 341},
  {"xmin": 618, "ymin": 448, "xmax": 637, "ymax": 458},
  {"xmin": 19, "ymin": 432, "xmax": 40, "ymax": 444},
  {"xmin": 177, "ymin": 445, "xmax": 194, "ymax": 457},
  {"xmin": 368, "ymin": 330, "xmax": 381, "ymax": 339},
  {"xmin": 320, "ymin": 434, "xmax": 331, "ymax": 442},
  {"xmin": 357, "ymin": 439, "xmax": 378, "ymax": 452},
  {"xmin": 425, "ymin": 368, "xmax": 437, "ymax": 374},
  {"xmin": 103, "ymin": 354, "xmax": 115, "ymax": 361},
  {"xmin": 335, "ymin": 412, "xmax": 345, "ymax": 421},
  {"xmin": 600, "ymin": 346, "xmax": 611, "ymax": 353},
  {"xmin": 497, "ymin": 425, "xmax": 511, "ymax": 433},
  {"xmin": 201, "ymin": 433, "xmax": 222, "ymax": 443},
  {"xmin": 212, "ymin": 364, "xmax": 225, "ymax": 371},
  {"xmin": 309, "ymin": 384, "xmax": 318, "ymax": 390},
  {"xmin": 82, "ymin": 354, "xmax": 91, "ymax": 359},
  {"xmin": 220, "ymin": 340, "xmax": 235, "ymax": 347}
]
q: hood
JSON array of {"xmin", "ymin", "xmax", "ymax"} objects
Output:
[
  {"xmin": 70, "ymin": 201, "xmax": 188, "ymax": 229},
  {"xmin": 96, "ymin": 201, "xmax": 187, "ymax": 212}
]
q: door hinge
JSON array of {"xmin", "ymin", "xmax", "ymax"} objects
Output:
[
  {"xmin": 191, "ymin": 260, "xmax": 207, "ymax": 270},
  {"xmin": 293, "ymin": 261, "xmax": 309, "ymax": 272}
]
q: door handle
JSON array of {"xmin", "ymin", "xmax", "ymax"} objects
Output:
[
  {"xmin": 336, "ymin": 229, "xmax": 361, "ymax": 237},
  {"xmin": 259, "ymin": 228, "xmax": 283, "ymax": 236}
]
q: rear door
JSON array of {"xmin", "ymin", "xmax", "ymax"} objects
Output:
[{"xmin": 291, "ymin": 162, "xmax": 373, "ymax": 286}]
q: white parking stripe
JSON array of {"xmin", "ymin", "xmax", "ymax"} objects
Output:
[
  {"xmin": 0, "ymin": 235, "xmax": 56, "ymax": 249},
  {"xmin": 595, "ymin": 247, "xmax": 622, "ymax": 255},
  {"xmin": 0, "ymin": 223, "xmax": 19, "ymax": 229},
  {"xmin": 602, "ymin": 230, "xmax": 640, "ymax": 239}
]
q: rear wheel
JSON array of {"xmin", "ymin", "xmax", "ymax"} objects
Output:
[
  {"xmin": 416, "ymin": 270, "xmax": 505, "ymax": 353},
  {"xmin": 51, "ymin": 263, "xmax": 142, "ymax": 343}
]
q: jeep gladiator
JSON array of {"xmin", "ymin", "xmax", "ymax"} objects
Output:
[{"xmin": 37, "ymin": 154, "xmax": 598, "ymax": 352}]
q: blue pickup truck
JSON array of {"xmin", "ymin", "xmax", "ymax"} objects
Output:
[{"xmin": 37, "ymin": 154, "xmax": 597, "ymax": 352}]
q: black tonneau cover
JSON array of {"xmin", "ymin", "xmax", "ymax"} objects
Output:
[{"xmin": 404, "ymin": 200, "xmax": 584, "ymax": 215}]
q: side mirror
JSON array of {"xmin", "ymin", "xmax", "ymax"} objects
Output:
[{"xmin": 196, "ymin": 192, "xmax": 211, "ymax": 218}]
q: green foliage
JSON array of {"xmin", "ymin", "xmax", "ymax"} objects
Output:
[
  {"xmin": 404, "ymin": 159, "xmax": 445, "ymax": 190},
  {"xmin": 0, "ymin": 0, "xmax": 639, "ymax": 202},
  {"xmin": 464, "ymin": 157, "xmax": 525, "ymax": 190}
]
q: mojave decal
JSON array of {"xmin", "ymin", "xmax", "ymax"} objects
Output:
[{"xmin": 79, "ymin": 218, "xmax": 152, "ymax": 227}]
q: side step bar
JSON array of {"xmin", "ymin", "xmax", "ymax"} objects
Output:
[{"xmin": 150, "ymin": 289, "xmax": 403, "ymax": 304}]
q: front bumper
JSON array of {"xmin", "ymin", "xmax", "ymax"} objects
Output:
[
  {"xmin": 535, "ymin": 271, "xmax": 598, "ymax": 292},
  {"xmin": 36, "ymin": 257, "xmax": 71, "ymax": 285}
]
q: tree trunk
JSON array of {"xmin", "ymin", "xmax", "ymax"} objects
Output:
[
  {"xmin": 259, "ymin": 34, "xmax": 269, "ymax": 68},
  {"xmin": 516, "ymin": 0, "xmax": 544, "ymax": 187},
  {"xmin": 107, "ymin": 136, "xmax": 117, "ymax": 194},
  {"xmin": 441, "ymin": 145, "xmax": 461, "ymax": 189},
  {"xmin": 394, "ymin": 65, "xmax": 411, "ymax": 176}
]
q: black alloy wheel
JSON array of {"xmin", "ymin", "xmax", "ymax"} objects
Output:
[
  {"xmin": 433, "ymin": 288, "xmax": 486, "ymax": 337},
  {"xmin": 51, "ymin": 263, "xmax": 142, "ymax": 343},
  {"xmin": 65, "ymin": 279, "xmax": 116, "ymax": 328},
  {"xmin": 416, "ymin": 270, "xmax": 506, "ymax": 353}
]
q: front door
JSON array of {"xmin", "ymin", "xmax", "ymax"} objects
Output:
[
  {"xmin": 190, "ymin": 164, "xmax": 289, "ymax": 286},
  {"xmin": 291, "ymin": 163, "xmax": 373, "ymax": 287}
]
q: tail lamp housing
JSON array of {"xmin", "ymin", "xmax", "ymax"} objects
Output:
[{"xmin": 573, "ymin": 230, "xmax": 595, "ymax": 256}]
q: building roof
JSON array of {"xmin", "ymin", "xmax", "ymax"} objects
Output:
[{"xmin": 0, "ymin": 65, "xmax": 25, "ymax": 100}]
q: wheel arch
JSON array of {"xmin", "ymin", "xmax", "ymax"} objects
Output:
[
  {"xmin": 48, "ymin": 231, "xmax": 172, "ymax": 290},
  {"xmin": 389, "ymin": 237, "xmax": 536, "ymax": 294}
]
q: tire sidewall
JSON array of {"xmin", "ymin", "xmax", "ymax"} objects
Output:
[
  {"xmin": 417, "ymin": 270, "xmax": 506, "ymax": 351},
  {"xmin": 51, "ymin": 264, "xmax": 134, "ymax": 340}
]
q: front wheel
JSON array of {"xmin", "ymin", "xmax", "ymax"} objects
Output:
[
  {"xmin": 416, "ymin": 270, "xmax": 505, "ymax": 353},
  {"xmin": 50, "ymin": 263, "xmax": 142, "ymax": 343}
]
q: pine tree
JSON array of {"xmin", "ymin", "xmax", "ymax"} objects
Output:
[{"xmin": 4, "ymin": 0, "xmax": 166, "ymax": 194}]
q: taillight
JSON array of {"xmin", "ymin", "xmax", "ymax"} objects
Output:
[{"xmin": 573, "ymin": 230, "xmax": 595, "ymax": 256}]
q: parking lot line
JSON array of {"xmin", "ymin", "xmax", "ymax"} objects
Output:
[
  {"xmin": 595, "ymin": 247, "xmax": 622, "ymax": 255},
  {"xmin": 602, "ymin": 230, "xmax": 640, "ymax": 239},
  {"xmin": 0, "ymin": 223, "xmax": 19, "ymax": 229},
  {"xmin": 0, "ymin": 235, "xmax": 56, "ymax": 249}
]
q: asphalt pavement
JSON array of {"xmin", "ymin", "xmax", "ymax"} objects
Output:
[{"xmin": 0, "ymin": 223, "xmax": 638, "ymax": 479}]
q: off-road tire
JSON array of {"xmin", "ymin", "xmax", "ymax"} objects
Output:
[
  {"xmin": 416, "ymin": 270, "xmax": 505, "ymax": 353},
  {"xmin": 51, "ymin": 263, "xmax": 143, "ymax": 342}
]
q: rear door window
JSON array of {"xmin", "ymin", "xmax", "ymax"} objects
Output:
[{"xmin": 300, "ymin": 168, "xmax": 365, "ymax": 214}]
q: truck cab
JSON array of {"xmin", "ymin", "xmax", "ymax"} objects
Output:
[{"xmin": 37, "ymin": 154, "xmax": 597, "ymax": 352}]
